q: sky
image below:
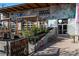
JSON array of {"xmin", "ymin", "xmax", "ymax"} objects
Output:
[{"xmin": 0, "ymin": 3, "xmax": 21, "ymax": 8}]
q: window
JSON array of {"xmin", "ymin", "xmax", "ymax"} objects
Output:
[
  {"xmin": 48, "ymin": 19, "xmax": 57, "ymax": 27},
  {"xmin": 39, "ymin": 9, "xmax": 50, "ymax": 16}
]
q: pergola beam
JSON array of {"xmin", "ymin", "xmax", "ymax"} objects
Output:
[
  {"xmin": 0, "ymin": 10, "xmax": 8, "ymax": 13},
  {"xmin": 2, "ymin": 9, "xmax": 11, "ymax": 12},
  {"xmin": 27, "ymin": 4, "xmax": 34, "ymax": 9},
  {"xmin": 16, "ymin": 6, "xmax": 25, "ymax": 10},
  {"xmin": 0, "ymin": 3, "xmax": 53, "ymax": 12},
  {"xmin": 7, "ymin": 8, "xmax": 16, "ymax": 11},
  {"xmin": 13, "ymin": 7, "xmax": 23, "ymax": 11},
  {"xmin": 19, "ymin": 6, "xmax": 27, "ymax": 9},
  {"xmin": 9, "ymin": 8, "xmax": 18, "ymax": 11},
  {"xmin": 34, "ymin": 3, "xmax": 42, "ymax": 8},
  {"xmin": 46, "ymin": 3, "xmax": 50, "ymax": 6}
]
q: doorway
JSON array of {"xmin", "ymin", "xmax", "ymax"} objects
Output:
[{"xmin": 58, "ymin": 19, "xmax": 68, "ymax": 34}]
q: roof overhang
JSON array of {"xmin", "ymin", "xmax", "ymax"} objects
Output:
[
  {"xmin": 0, "ymin": 3, "xmax": 57, "ymax": 13},
  {"xmin": 0, "ymin": 3, "xmax": 75, "ymax": 13}
]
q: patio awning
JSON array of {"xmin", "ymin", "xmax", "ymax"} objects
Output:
[
  {"xmin": 0, "ymin": 3, "xmax": 76, "ymax": 19},
  {"xmin": 0, "ymin": 3, "xmax": 53, "ymax": 13}
]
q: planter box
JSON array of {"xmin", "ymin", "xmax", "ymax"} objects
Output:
[{"xmin": 0, "ymin": 38, "xmax": 28, "ymax": 56}]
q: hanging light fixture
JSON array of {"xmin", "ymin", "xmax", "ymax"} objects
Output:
[{"xmin": 58, "ymin": 19, "xmax": 62, "ymax": 24}]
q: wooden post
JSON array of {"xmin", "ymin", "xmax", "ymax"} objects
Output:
[
  {"xmin": 43, "ymin": 20, "xmax": 45, "ymax": 29},
  {"xmin": 8, "ymin": 19, "xmax": 11, "ymax": 32},
  {"xmin": 39, "ymin": 18, "xmax": 42, "ymax": 28},
  {"xmin": 71, "ymin": 35, "xmax": 78, "ymax": 43},
  {"xmin": 39, "ymin": 21, "xmax": 41, "ymax": 28},
  {"xmin": 26, "ymin": 17, "xmax": 28, "ymax": 30},
  {"xmin": 75, "ymin": 35, "xmax": 79, "ymax": 43},
  {"xmin": 16, "ymin": 20, "xmax": 19, "ymax": 35},
  {"xmin": 37, "ymin": 17, "xmax": 39, "ymax": 28}
]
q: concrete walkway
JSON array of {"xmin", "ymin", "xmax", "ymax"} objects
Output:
[
  {"xmin": 32, "ymin": 35, "xmax": 79, "ymax": 56},
  {"xmin": 56, "ymin": 36, "xmax": 79, "ymax": 56}
]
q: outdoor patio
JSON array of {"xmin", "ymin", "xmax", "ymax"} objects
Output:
[
  {"xmin": 54, "ymin": 35, "xmax": 79, "ymax": 56},
  {"xmin": 32, "ymin": 35, "xmax": 79, "ymax": 56}
]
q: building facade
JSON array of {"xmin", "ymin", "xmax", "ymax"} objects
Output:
[{"xmin": 0, "ymin": 3, "xmax": 77, "ymax": 35}]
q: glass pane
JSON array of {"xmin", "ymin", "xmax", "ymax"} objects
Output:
[
  {"xmin": 63, "ymin": 25, "xmax": 67, "ymax": 29},
  {"xmin": 58, "ymin": 25, "xmax": 62, "ymax": 30},
  {"xmin": 62, "ymin": 19, "xmax": 68, "ymax": 24},
  {"xmin": 58, "ymin": 25, "xmax": 62, "ymax": 34},
  {"xmin": 63, "ymin": 25, "xmax": 67, "ymax": 34}
]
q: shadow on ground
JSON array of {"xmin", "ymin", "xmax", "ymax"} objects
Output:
[
  {"xmin": 37, "ymin": 35, "xmax": 70, "ymax": 52},
  {"xmin": 60, "ymin": 48, "xmax": 79, "ymax": 56}
]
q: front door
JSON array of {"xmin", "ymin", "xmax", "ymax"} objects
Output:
[{"xmin": 58, "ymin": 19, "xmax": 68, "ymax": 34}]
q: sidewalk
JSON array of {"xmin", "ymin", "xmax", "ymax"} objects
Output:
[{"xmin": 31, "ymin": 35, "xmax": 79, "ymax": 56}]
